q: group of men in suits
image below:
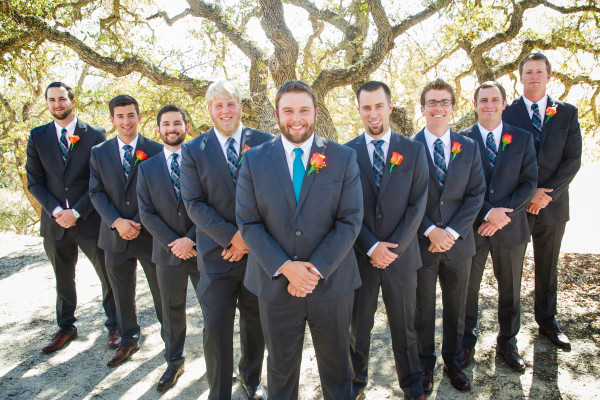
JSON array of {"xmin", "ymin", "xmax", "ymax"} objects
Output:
[{"xmin": 26, "ymin": 51, "xmax": 581, "ymax": 400}]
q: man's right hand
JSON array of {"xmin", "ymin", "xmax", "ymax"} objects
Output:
[
  {"xmin": 221, "ymin": 230, "xmax": 249, "ymax": 262},
  {"xmin": 369, "ymin": 242, "xmax": 398, "ymax": 269},
  {"xmin": 280, "ymin": 261, "xmax": 320, "ymax": 295},
  {"xmin": 487, "ymin": 207, "xmax": 513, "ymax": 229},
  {"xmin": 114, "ymin": 218, "xmax": 141, "ymax": 240}
]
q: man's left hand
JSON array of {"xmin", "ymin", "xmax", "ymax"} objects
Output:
[{"xmin": 169, "ymin": 237, "xmax": 196, "ymax": 259}]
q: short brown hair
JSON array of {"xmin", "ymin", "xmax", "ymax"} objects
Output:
[
  {"xmin": 356, "ymin": 81, "xmax": 392, "ymax": 104},
  {"xmin": 109, "ymin": 95, "xmax": 139, "ymax": 117},
  {"xmin": 474, "ymin": 81, "xmax": 506, "ymax": 102},
  {"xmin": 420, "ymin": 78, "xmax": 455, "ymax": 106},
  {"xmin": 275, "ymin": 80, "xmax": 318, "ymax": 110},
  {"xmin": 518, "ymin": 53, "xmax": 552, "ymax": 76},
  {"xmin": 157, "ymin": 105, "xmax": 188, "ymax": 125}
]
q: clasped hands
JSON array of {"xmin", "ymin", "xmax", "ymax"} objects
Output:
[
  {"xmin": 526, "ymin": 188, "xmax": 553, "ymax": 215},
  {"xmin": 114, "ymin": 218, "xmax": 141, "ymax": 240},
  {"xmin": 477, "ymin": 207, "xmax": 513, "ymax": 237},
  {"xmin": 220, "ymin": 230, "xmax": 248, "ymax": 262},
  {"xmin": 169, "ymin": 237, "xmax": 196, "ymax": 259},
  {"xmin": 54, "ymin": 209, "xmax": 78, "ymax": 229},
  {"xmin": 282, "ymin": 260, "xmax": 321, "ymax": 298}
]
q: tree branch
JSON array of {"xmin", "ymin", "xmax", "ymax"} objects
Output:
[{"xmin": 147, "ymin": 9, "xmax": 192, "ymax": 26}]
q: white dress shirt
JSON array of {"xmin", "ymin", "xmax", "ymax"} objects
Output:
[
  {"xmin": 277, "ymin": 133, "xmax": 321, "ymax": 278},
  {"xmin": 422, "ymin": 128, "xmax": 459, "ymax": 240},
  {"xmin": 478, "ymin": 122, "xmax": 503, "ymax": 152},
  {"xmin": 52, "ymin": 117, "xmax": 79, "ymax": 216},
  {"xmin": 117, "ymin": 133, "xmax": 139, "ymax": 164},
  {"xmin": 363, "ymin": 129, "xmax": 391, "ymax": 257},
  {"xmin": 164, "ymin": 147, "xmax": 182, "ymax": 171},
  {"xmin": 214, "ymin": 125, "xmax": 243, "ymax": 159},
  {"xmin": 523, "ymin": 95, "xmax": 548, "ymax": 127}
]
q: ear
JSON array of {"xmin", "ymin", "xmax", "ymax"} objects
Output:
[{"xmin": 315, "ymin": 107, "xmax": 319, "ymax": 117}]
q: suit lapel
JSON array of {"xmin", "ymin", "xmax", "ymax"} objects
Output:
[
  {"xmin": 206, "ymin": 129, "xmax": 237, "ymax": 197},
  {"xmin": 271, "ymin": 137, "xmax": 296, "ymax": 214},
  {"xmin": 354, "ymin": 135, "xmax": 378, "ymax": 196},
  {"xmin": 513, "ymin": 96, "xmax": 534, "ymax": 131},
  {"xmin": 42, "ymin": 122, "xmax": 67, "ymax": 170},
  {"xmin": 414, "ymin": 130, "xmax": 441, "ymax": 189},
  {"xmin": 125, "ymin": 135, "xmax": 146, "ymax": 189},
  {"xmin": 440, "ymin": 131, "xmax": 463, "ymax": 197},
  {"xmin": 159, "ymin": 154, "xmax": 179, "ymax": 205},
  {"xmin": 539, "ymin": 95, "xmax": 556, "ymax": 149},
  {"xmin": 110, "ymin": 138, "xmax": 127, "ymax": 188},
  {"xmin": 377, "ymin": 132, "xmax": 398, "ymax": 197},
  {"xmin": 296, "ymin": 135, "xmax": 327, "ymax": 217}
]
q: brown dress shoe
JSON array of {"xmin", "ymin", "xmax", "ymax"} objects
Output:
[
  {"xmin": 460, "ymin": 348, "xmax": 475, "ymax": 368},
  {"xmin": 443, "ymin": 366, "xmax": 471, "ymax": 391},
  {"xmin": 157, "ymin": 366, "xmax": 184, "ymax": 391},
  {"xmin": 107, "ymin": 330, "xmax": 121, "ymax": 348},
  {"xmin": 421, "ymin": 369, "xmax": 433, "ymax": 394},
  {"xmin": 107, "ymin": 344, "xmax": 139, "ymax": 367},
  {"xmin": 42, "ymin": 331, "xmax": 77, "ymax": 354},
  {"xmin": 539, "ymin": 327, "xmax": 571, "ymax": 349},
  {"xmin": 497, "ymin": 347, "xmax": 526, "ymax": 371}
]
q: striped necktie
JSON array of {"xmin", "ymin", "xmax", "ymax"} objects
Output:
[
  {"xmin": 486, "ymin": 131, "xmax": 497, "ymax": 168},
  {"xmin": 371, "ymin": 139, "xmax": 385, "ymax": 188},
  {"xmin": 122, "ymin": 144, "xmax": 134, "ymax": 179},
  {"xmin": 531, "ymin": 103, "xmax": 542, "ymax": 142},
  {"xmin": 433, "ymin": 138, "xmax": 447, "ymax": 187},
  {"xmin": 59, "ymin": 128, "xmax": 69, "ymax": 161},
  {"xmin": 226, "ymin": 137, "xmax": 239, "ymax": 184},
  {"xmin": 170, "ymin": 153, "xmax": 181, "ymax": 199},
  {"xmin": 292, "ymin": 148, "xmax": 304, "ymax": 202}
]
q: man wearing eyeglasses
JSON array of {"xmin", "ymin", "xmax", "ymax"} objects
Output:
[{"xmin": 413, "ymin": 79, "xmax": 485, "ymax": 394}]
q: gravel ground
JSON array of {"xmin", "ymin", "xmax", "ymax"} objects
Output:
[{"xmin": 0, "ymin": 232, "xmax": 598, "ymax": 400}]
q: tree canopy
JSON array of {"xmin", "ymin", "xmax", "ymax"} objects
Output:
[{"xmin": 0, "ymin": 0, "xmax": 598, "ymax": 215}]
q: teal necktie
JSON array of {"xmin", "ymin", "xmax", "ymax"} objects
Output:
[{"xmin": 292, "ymin": 148, "xmax": 304, "ymax": 202}]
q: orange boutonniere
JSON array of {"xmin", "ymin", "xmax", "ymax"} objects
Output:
[
  {"xmin": 238, "ymin": 144, "xmax": 251, "ymax": 165},
  {"xmin": 67, "ymin": 135, "xmax": 79, "ymax": 150},
  {"xmin": 307, "ymin": 153, "xmax": 326, "ymax": 176},
  {"xmin": 133, "ymin": 150, "xmax": 148, "ymax": 166},
  {"xmin": 389, "ymin": 152, "xmax": 403, "ymax": 173},
  {"xmin": 451, "ymin": 142, "xmax": 462, "ymax": 160},
  {"xmin": 545, "ymin": 105, "xmax": 557, "ymax": 123}
]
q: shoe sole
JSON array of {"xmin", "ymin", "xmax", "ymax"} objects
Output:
[
  {"xmin": 107, "ymin": 346, "xmax": 139, "ymax": 367},
  {"xmin": 42, "ymin": 334, "xmax": 78, "ymax": 354}
]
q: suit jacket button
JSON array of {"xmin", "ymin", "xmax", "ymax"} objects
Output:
[
  {"xmin": 64, "ymin": 187, "xmax": 69, "ymax": 191},
  {"xmin": 440, "ymin": 201, "xmax": 444, "ymax": 206},
  {"xmin": 125, "ymin": 201, "xmax": 130, "ymax": 205},
  {"xmin": 489, "ymin": 189, "xmax": 495, "ymax": 194},
  {"xmin": 376, "ymin": 214, "xmax": 382, "ymax": 219},
  {"xmin": 296, "ymin": 231, "xmax": 302, "ymax": 236},
  {"xmin": 436, "ymin": 222, "xmax": 442, "ymax": 226},
  {"xmin": 178, "ymin": 212, "xmax": 182, "ymax": 216},
  {"xmin": 293, "ymin": 256, "xmax": 298, "ymax": 261}
]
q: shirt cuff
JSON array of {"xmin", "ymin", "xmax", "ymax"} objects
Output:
[
  {"xmin": 445, "ymin": 227, "xmax": 460, "ymax": 240},
  {"xmin": 424, "ymin": 225, "xmax": 436, "ymax": 237},
  {"xmin": 274, "ymin": 260, "xmax": 290, "ymax": 277},
  {"xmin": 111, "ymin": 218, "xmax": 121, "ymax": 229},
  {"xmin": 366, "ymin": 242, "xmax": 379, "ymax": 257},
  {"xmin": 483, "ymin": 209, "xmax": 492, "ymax": 221},
  {"xmin": 52, "ymin": 206, "xmax": 64, "ymax": 217},
  {"xmin": 71, "ymin": 208, "xmax": 80, "ymax": 219}
]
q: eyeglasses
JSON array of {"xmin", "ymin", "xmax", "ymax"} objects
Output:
[{"xmin": 424, "ymin": 99, "xmax": 454, "ymax": 107}]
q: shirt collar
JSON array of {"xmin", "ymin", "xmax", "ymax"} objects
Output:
[
  {"xmin": 423, "ymin": 127, "xmax": 451, "ymax": 149},
  {"xmin": 364, "ymin": 128, "xmax": 392, "ymax": 146},
  {"xmin": 163, "ymin": 147, "xmax": 181, "ymax": 161},
  {"xmin": 281, "ymin": 132, "xmax": 315, "ymax": 158},
  {"xmin": 117, "ymin": 133, "xmax": 139, "ymax": 150},
  {"xmin": 523, "ymin": 95, "xmax": 548, "ymax": 113},
  {"xmin": 477, "ymin": 122, "xmax": 503, "ymax": 138},
  {"xmin": 54, "ymin": 116, "xmax": 78, "ymax": 135},
  {"xmin": 214, "ymin": 125, "xmax": 243, "ymax": 148}
]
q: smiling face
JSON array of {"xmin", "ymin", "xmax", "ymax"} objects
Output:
[
  {"xmin": 421, "ymin": 89, "xmax": 455, "ymax": 134},
  {"xmin": 520, "ymin": 59, "xmax": 551, "ymax": 99},
  {"xmin": 358, "ymin": 87, "xmax": 392, "ymax": 138},
  {"xmin": 208, "ymin": 96, "xmax": 242, "ymax": 136},
  {"xmin": 46, "ymin": 87, "xmax": 75, "ymax": 121},
  {"xmin": 158, "ymin": 111, "xmax": 188, "ymax": 147},
  {"xmin": 111, "ymin": 104, "xmax": 140, "ymax": 141},
  {"xmin": 276, "ymin": 91, "xmax": 317, "ymax": 145},
  {"xmin": 474, "ymin": 86, "xmax": 507, "ymax": 130}
]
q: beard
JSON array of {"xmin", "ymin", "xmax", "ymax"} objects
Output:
[
  {"xmin": 50, "ymin": 108, "xmax": 73, "ymax": 121},
  {"xmin": 212, "ymin": 115, "xmax": 241, "ymax": 137},
  {"xmin": 279, "ymin": 121, "xmax": 315, "ymax": 145},
  {"xmin": 366, "ymin": 123, "xmax": 384, "ymax": 136},
  {"xmin": 161, "ymin": 131, "xmax": 186, "ymax": 146}
]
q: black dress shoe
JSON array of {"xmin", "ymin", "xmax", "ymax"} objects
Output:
[
  {"xmin": 497, "ymin": 347, "xmax": 526, "ymax": 371},
  {"xmin": 241, "ymin": 383, "xmax": 266, "ymax": 400},
  {"xmin": 443, "ymin": 366, "xmax": 471, "ymax": 391},
  {"xmin": 421, "ymin": 369, "xmax": 433, "ymax": 394},
  {"xmin": 539, "ymin": 327, "xmax": 571, "ymax": 349},
  {"xmin": 460, "ymin": 348, "xmax": 475, "ymax": 368},
  {"xmin": 157, "ymin": 366, "xmax": 184, "ymax": 391}
]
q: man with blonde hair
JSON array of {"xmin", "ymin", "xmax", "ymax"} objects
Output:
[{"xmin": 181, "ymin": 80, "xmax": 272, "ymax": 400}]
